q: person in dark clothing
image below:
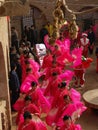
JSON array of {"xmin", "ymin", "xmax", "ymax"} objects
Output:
[
  {"xmin": 25, "ymin": 41, "xmax": 40, "ymax": 64},
  {"xmin": 15, "ymin": 55, "xmax": 22, "ymax": 85},
  {"xmin": 9, "ymin": 63, "xmax": 20, "ymax": 111},
  {"xmin": 11, "ymin": 27, "xmax": 19, "ymax": 52},
  {"xmin": 30, "ymin": 25, "xmax": 38, "ymax": 47},
  {"xmin": 95, "ymin": 47, "xmax": 98, "ymax": 73},
  {"xmin": 40, "ymin": 24, "xmax": 48, "ymax": 43},
  {"xmin": 21, "ymin": 35, "xmax": 27, "ymax": 43},
  {"xmin": 23, "ymin": 26, "xmax": 31, "ymax": 42},
  {"xmin": 9, "ymin": 47, "xmax": 17, "ymax": 65},
  {"xmin": 88, "ymin": 28, "xmax": 95, "ymax": 55}
]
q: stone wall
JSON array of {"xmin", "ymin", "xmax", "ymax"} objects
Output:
[
  {"xmin": 29, "ymin": 0, "xmax": 98, "ymax": 21},
  {"xmin": 0, "ymin": 17, "xmax": 11, "ymax": 129},
  {"xmin": 29, "ymin": 0, "xmax": 55, "ymax": 22},
  {"xmin": 10, "ymin": 0, "xmax": 98, "ymax": 40}
]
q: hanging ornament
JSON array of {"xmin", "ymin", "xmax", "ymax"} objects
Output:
[
  {"xmin": 69, "ymin": 13, "xmax": 79, "ymax": 40},
  {"xmin": 52, "ymin": 0, "xmax": 64, "ymax": 40}
]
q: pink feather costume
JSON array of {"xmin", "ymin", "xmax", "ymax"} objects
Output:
[
  {"xmin": 28, "ymin": 87, "xmax": 51, "ymax": 114},
  {"xmin": 20, "ymin": 73, "xmax": 38, "ymax": 93}
]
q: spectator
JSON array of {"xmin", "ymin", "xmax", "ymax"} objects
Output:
[
  {"xmin": 30, "ymin": 25, "xmax": 38, "ymax": 47},
  {"xmin": 23, "ymin": 26, "xmax": 31, "ymax": 42},
  {"xmin": 9, "ymin": 47, "xmax": 17, "ymax": 65},
  {"xmin": 40, "ymin": 24, "xmax": 48, "ymax": 43},
  {"xmin": 95, "ymin": 47, "xmax": 98, "ymax": 73},
  {"xmin": 11, "ymin": 27, "xmax": 19, "ymax": 52},
  {"xmin": 88, "ymin": 27, "xmax": 95, "ymax": 55},
  {"xmin": 9, "ymin": 63, "xmax": 20, "ymax": 110},
  {"xmin": 45, "ymin": 21, "xmax": 53, "ymax": 37},
  {"xmin": 15, "ymin": 55, "xmax": 22, "ymax": 85}
]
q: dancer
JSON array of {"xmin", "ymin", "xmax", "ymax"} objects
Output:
[
  {"xmin": 74, "ymin": 56, "xmax": 93, "ymax": 88},
  {"xmin": 16, "ymin": 95, "xmax": 40, "ymax": 124},
  {"xmin": 28, "ymin": 81, "xmax": 51, "ymax": 113},
  {"xmin": 88, "ymin": 27, "xmax": 95, "ymax": 55},
  {"xmin": 80, "ymin": 33, "xmax": 89, "ymax": 58},
  {"xmin": 56, "ymin": 115, "xmax": 82, "ymax": 130},
  {"xmin": 95, "ymin": 47, "xmax": 98, "ymax": 73},
  {"xmin": 18, "ymin": 111, "xmax": 38, "ymax": 130}
]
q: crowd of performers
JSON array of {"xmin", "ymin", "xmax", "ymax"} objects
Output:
[{"xmin": 9, "ymin": 23, "xmax": 94, "ymax": 130}]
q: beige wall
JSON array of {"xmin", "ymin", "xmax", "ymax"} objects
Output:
[
  {"xmin": 0, "ymin": 17, "xmax": 9, "ymax": 69},
  {"xmin": 0, "ymin": 16, "xmax": 11, "ymax": 129}
]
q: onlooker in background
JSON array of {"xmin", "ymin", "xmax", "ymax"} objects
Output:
[
  {"xmin": 9, "ymin": 63, "xmax": 20, "ymax": 111},
  {"xmin": 30, "ymin": 25, "xmax": 38, "ymax": 47},
  {"xmin": 23, "ymin": 26, "xmax": 31, "ymax": 42},
  {"xmin": 10, "ymin": 47, "xmax": 17, "ymax": 65},
  {"xmin": 95, "ymin": 47, "xmax": 98, "ymax": 73},
  {"xmin": 11, "ymin": 27, "xmax": 19, "ymax": 52},
  {"xmin": 40, "ymin": 24, "xmax": 48, "ymax": 43},
  {"xmin": 45, "ymin": 21, "xmax": 53, "ymax": 37},
  {"xmin": 19, "ymin": 42, "xmax": 26, "ymax": 55},
  {"xmin": 20, "ymin": 35, "xmax": 27, "ymax": 44},
  {"xmin": 25, "ymin": 41, "xmax": 40, "ymax": 64},
  {"xmin": 15, "ymin": 55, "xmax": 22, "ymax": 85},
  {"xmin": 88, "ymin": 27, "xmax": 95, "ymax": 55}
]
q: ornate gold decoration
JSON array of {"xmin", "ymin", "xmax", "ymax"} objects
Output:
[
  {"xmin": 51, "ymin": 0, "xmax": 78, "ymax": 42},
  {"xmin": 69, "ymin": 13, "xmax": 78, "ymax": 40},
  {"xmin": 52, "ymin": 0, "xmax": 98, "ymax": 41},
  {"xmin": 52, "ymin": 0, "xmax": 64, "ymax": 40}
]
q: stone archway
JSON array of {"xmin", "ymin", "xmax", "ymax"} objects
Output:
[
  {"xmin": 11, "ymin": 5, "xmax": 47, "ymax": 41},
  {"xmin": 31, "ymin": 5, "xmax": 47, "ymax": 27},
  {"xmin": 30, "ymin": 5, "xmax": 47, "ymax": 42},
  {"xmin": 22, "ymin": 5, "xmax": 47, "ymax": 41},
  {"xmin": 77, "ymin": 6, "xmax": 98, "ymax": 40},
  {"xmin": 78, "ymin": 6, "xmax": 95, "ymax": 31}
]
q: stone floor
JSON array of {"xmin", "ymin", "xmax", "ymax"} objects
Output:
[
  {"xmin": 76, "ymin": 53, "xmax": 98, "ymax": 130},
  {"xmin": 12, "ymin": 51, "xmax": 98, "ymax": 130}
]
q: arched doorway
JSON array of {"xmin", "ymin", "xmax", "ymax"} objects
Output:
[
  {"xmin": 77, "ymin": 6, "xmax": 98, "ymax": 40},
  {"xmin": 11, "ymin": 5, "xmax": 47, "ymax": 41},
  {"xmin": 78, "ymin": 6, "xmax": 95, "ymax": 31},
  {"xmin": 22, "ymin": 5, "xmax": 47, "ymax": 41}
]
